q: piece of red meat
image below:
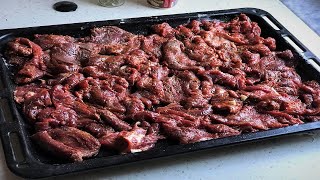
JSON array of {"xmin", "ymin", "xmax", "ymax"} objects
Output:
[{"xmin": 32, "ymin": 127, "xmax": 101, "ymax": 162}]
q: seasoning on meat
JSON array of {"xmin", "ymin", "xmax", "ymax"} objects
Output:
[{"xmin": 6, "ymin": 14, "xmax": 320, "ymax": 162}]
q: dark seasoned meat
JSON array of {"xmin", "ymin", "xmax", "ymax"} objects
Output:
[
  {"xmin": 210, "ymin": 106, "xmax": 288, "ymax": 131},
  {"xmin": 35, "ymin": 106, "xmax": 78, "ymax": 131},
  {"xmin": 156, "ymin": 105, "xmax": 201, "ymax": 128},
  {"xmin": 23, "ymin": 89, "xmax": 52, "ymax": 123},
  {"xmin": 162, "ymin": 38, "xmax": 200, "ymax": 71},
  {"xmin": 32, "ymin": 127, "xmax": 100, "ymax": 162},
  {"xmin": 200, "ymin": 30, "xmax": 231, "ymax": 49},
  {"xmin": 266, "ymin": 110, "xmax": 303, "ymax": 125},
  {"xmin": 152, "ymin": 23, "xmax": 176, "ymax": 38},
  {"xmin": 47, "ymin": 72, "xmax": 84, "ymax": 89},
  {"xmin": 161, "ymin": 75, "xmax": 184, "ymax": 104},
  {"xmin": 187, "ymin": 20, "xmax": 202, "ymax": 34},
  {"xmin": 122, "ymin": 96, "xmax": 145, "ymax": 116},
  {"xmin": 211, "ymin": 97, "xmax": 243, "ymax": 114},
  {"xmin": 7, "ymin": 39, "xmax": 32, "ymax": 56},
  {"xmin": 47, "ymin": 43, "xmax": 81, "ymax": 74},
  {"xmin": 84, "ymin": 55, "xmax": 125, "ymax": 74},
  {"xmin": 77, "ymin": 42, "xmax": 102, "ymax": 62},
  {"xmin": 141, "ymin": 34, "xmax": 167, "ymax": 58},
  {"xmin": 115, "ymin": 123, "xmax": 159, "ymax": 153},
  {"xmin": 51, "ymin": 85, "xmax": 99, "ymax": 120},
  {"xmin": 6, "ymin": 38, "xmax": 47, "ymax": 84},
  {"xmin": 76, "ymin": 118, "xmax": 114, "ymax": 138},
  {"xmin": 203, "ymin": 123, "xmax": 241, "ymax": 138},
  {"xmin": 99, "ymin": 123, "xmax": 161, "ymax": 153},
  {"xmin": 205, "ymin": 69, "xmax": 246, "ymax": 89},
  {"xmin": 33, "ymin": 34, "xmax": 75, "ymax": 50},
  {"xmin": 77, "ymin": 77, "xmax": 128, "ymax": 112},
  {"xmin": 162, "ymin": 123, "xmax": 214, "ymax": 144},
  {"xmin": 99, "ymin": 109, "xmax": 132, "ymax": 131},
  {"xmin": 183, "ymin": 36, "xmax": 222, "ymax": 68},
  {"xmin": 8, "ymin": 14, "xmax": 320, "ymax": 162},
  {"xmin": 14, "ymin": 84, "xmax": 50, "ymax": 104},
  {"xmin": 90, "ymin": 26, "xmax": 134, "ymax": 44},
  {"xmin": 90, "ymin": 26, "xmax": 141, "ymax": 55}
]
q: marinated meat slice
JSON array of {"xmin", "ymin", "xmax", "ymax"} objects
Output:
[
  {"xmin": 98, "ymin": 132, "xmax": 120, "ymax": 150},
  {"xmin": 14, "ymin": 84, "xmax": 49, "ymax": 104},
  {"xmin": 33, "ymin": 34, "xmax": 75, "ymax": 50},
  {"xmin": 7, "ymin": 38, "xmax": 47, "ymax": 84},
  {"xmin": 78, "ymin": 119, "xmax": 114, "ymax": 138},
  {"xmin": 47, "ymin": 43, "xmax": 81, "ymax": 74},
  {"xmin": 77, "ymin": 42, "xmax": 102, "ymax": 62},
  {"xmin": 141, "ymin": 34, "xmax": 167, "ymax": 58},
  {"xmin": 116, "ymin": 124, "xmax": 159, "ymax": 153},
  {"xmin": 156, "ymin": 105, "xmax": 199, "ymax": 122},
  {"xmin": 84, "ymin": 55, "xmax": 125, "ymax": 74},
  {"xmin": 35, "ymin": 105, "xmax": 78, "ymax": 131},
  {"xmin": 47, "ymin": 72, "xmax": 84, "ymax": 89},
  {"xmin": 50, "ymin": 43, "xmax": 80, "ymax": 65},
  {"xmin": 51, "ymin": 85, "xmax": 76, "ymax": 107},
  {"xmin": 152, "ymin": 23, "xmax": 176, "ymax": 38},
  {"xmin": 203, "ymin": 123, "xmax": 241, "ymax": 137},
  {"xmin": 266, "ymin": 110, "xmax": 303, "ymax": 125},
  {"xmin": 162, "ymin": 38, "xmax": 200, "ymax": 71},
  {"xmin": 72, "ymin": 101, "xmax": 100, "ymax": 120},
  {"xmin": 90, "ymin": 26, "xmax": 135, "ymax": 44},
  {"xmin": 115, "ymin": 66, "xmax": 141, "ymax": 86},
  {"xmin": 200, "ymin": 30, "xmax": 230, "ymax": 49},
  {"xmin": 102, "ymin": 36, "xmax": 141, "ymax": 55},
  {"xmin": 162, "ymin": 123, "xmax": 215, "ymax": 144},
  {"xmin": 51, "ymin": 85, "xmax": 99, "ymax": 120},
  {"xmin": 122, "ymin": 96, "xmax": 145, "ymax": 116},
  {"xmin": 161, "ymin": 75, "xmax": 184, "ymax": 104},
  {"xmin": 276, "ymin": 50, "xmax": 294, "ymax": 61},
  {"xmin": 133, "ymin": 111, "xmax": 177, "ymax": 126},
  {"xmin": 245, "ymin": 85, "xmax": 306, "ymax": 115},
  {"xmin": 99, "ymin": 123, "xmax": 161, "ymax": 153},
  {"xmin": 211, "ymin": 97, "xmax": 243, "ymax": 114},
  {"xmin": 300, "ymin": 81, "xmax": 320, "ymax": 115},
  {"xmin": 187, "ymin": 20, "xmax": 202, "ymax": 34},
  {"xmin": 32, "ymin": 127, "xmax": 101, "ymax": 162},
  {"xmin": 125, "ymin": 49, "xmax": 149, "ymax": 68},
  {"xmin": 23, "ymin": 89, "xmax": 52, "ymax": 123},
  {"xmin": 256, "ymin": 53, "xmax": 302, "ymax": 95},
  {"xmin": 183, "ymin": 36, "xmax": 222, "ymax": 68},
  {"xmin": 216, "ymin": 32, "xmax": 248, "ymax": 45},
  {"xmin": 216, "ymin": 43, "xmax": 243, "ymax": 69},
  {"xmin": 176, "ymin": 25, "xmax": 195, "ymax": 39},
  {"xmin": 16, "ymin": 64, "xmax": 46, "ymax": 84},
  {"xmin": 99, "ymin": 109, "xmax": 132, "ymax": 131},
  {"xmin": 135, "ymin": 75, "xmax": 164, "ymax": 105},
  {"xmin": 90, "ymin": 26, "xmax": 141, "ymax": 55},
  {"xmin": 7, "ymin": 39, "xmax": 32, "ymax": 57},
  {"xmin": 210, "ymin": 106, "xmax": 286, "ymax": 131},
  {"xmin": 205, "ymin": 69, "xmax": 245, "ymax": 89},
  {"xmin": 156, "ymin": 106, "xmax": 201, "ymax": 128},
  {"xmin": 79, "ymin": 77, "xmax": 128, "ymax": 112},
  {"xmin": 185, "ymin": 105, "xmax": 213, "ymax": 116}
]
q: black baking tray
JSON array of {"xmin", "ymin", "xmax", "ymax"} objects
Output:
[{"xmin": 0, "ymin": 8, "xmax": 320, "ymax": 179}]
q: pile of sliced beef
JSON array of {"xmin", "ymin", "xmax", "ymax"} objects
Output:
[{"xmin": 5, "ymin": 14, "xmax": 320, "ymax": 162}]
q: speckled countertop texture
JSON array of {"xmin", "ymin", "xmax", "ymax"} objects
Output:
[
  {"xmin": 0, "ymin": 0, "xmax": 320, "ymax": 179},
  {"xmin": 281, "ymin": 0, "xmax": 320, "ymax": 35}
]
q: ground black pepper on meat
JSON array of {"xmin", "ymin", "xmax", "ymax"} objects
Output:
[{"xmin": 5, "ymin": 14, "xmax": 320, "ymax": 162}]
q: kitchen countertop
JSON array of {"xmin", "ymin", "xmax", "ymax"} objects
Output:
[
  {"xmin": 281, "ymin": 0, "xmax": 320, "ymax": 35},
  {"xmin": 0, "ymin": 0, "xmax": 320, "ymax": 179}
]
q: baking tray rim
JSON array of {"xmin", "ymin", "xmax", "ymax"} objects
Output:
[{"xmin": 0, "ymin": 7, "xmax": 320, "ymax": 179}]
